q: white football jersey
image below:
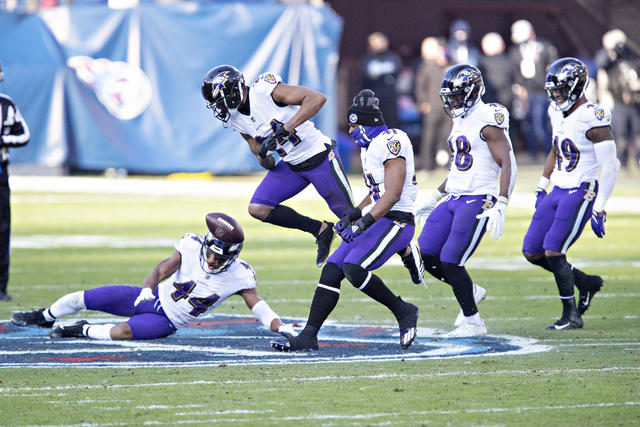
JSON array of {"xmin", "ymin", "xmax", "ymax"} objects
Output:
[
  {"xmin": 445, "ymin": 100, "xmax": 513, "ymax": 197},
  {"xmin": 158, "ymin": 233, "xmax": 256, "ymax": 328},
  {"xmin": 548, "ymin": 102, "xmax": 612, "ymax": 189},
  {"xmin": 227, "ymin": 72, "xmax": 330, "ymax": 165},
  {"xmin": 360, "ymin": 128, "xmax": 417, "ymax": 213}
]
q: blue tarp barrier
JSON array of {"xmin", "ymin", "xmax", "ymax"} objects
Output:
[{"xmin": 0, "ymin": 2, "xmax": 342, "ymax": 174}]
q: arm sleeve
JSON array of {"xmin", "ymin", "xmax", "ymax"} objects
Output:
[
  {"xmin": 593, "ymin": 140, "xmax": 619, "ymax": 212},
  {"xmin": 251, "ymin": 300, "xmax": 279, "ymax": 329},
  {"xmin": 1, "ymin": 104, "xmax": 30, "ymax": 147}
]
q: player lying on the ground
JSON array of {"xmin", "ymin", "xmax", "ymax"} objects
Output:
[{"xmin": 11, "ymin": 212, "xmax": 297, "ymax": 341}]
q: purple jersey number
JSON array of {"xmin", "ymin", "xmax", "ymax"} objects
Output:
[
  {"xmin": 449, "ymin": 135, "xmax": 473, "ymax": 171},
  {"xmin": 171, "ymin": 281, "xmax": 220, "ymax": 317},
  {"xmin": 554, "ymin": 136, "xmax": 580, "ymax": 172}
]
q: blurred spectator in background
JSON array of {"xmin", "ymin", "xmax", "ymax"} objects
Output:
[
  {"xmin": 447, "ymin": 19, "xmax": 480, "ymax": 67},
  {"xmin": 0, "ymin": 60, "xmax": 30, "ymax": 301},
  {"xmin": 509, "ymin": 19, "xmax": 557, "ymax": 163},
  {"xmin": 479, "ymin": 32, "xmax": 513, "ymax": 109},
  {"xmin": 414, "ymin": 36, "xmax": 450, "ymax": 171},
  {"xmin": 361, "ymin": 32, "xmax": 402, "ymax": 129},
  {"xmin": 596, "ymin": 29, "xmax": 640, "ymax": 170}
]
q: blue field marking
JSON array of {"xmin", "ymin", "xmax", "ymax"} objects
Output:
[{"xmin": 0, "ymin": 315, "xmax": 550, "ymax": 368}]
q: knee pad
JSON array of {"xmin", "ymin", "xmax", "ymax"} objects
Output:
[
  {"xmin": 342, "ymin": 263, "xmax": 369, "ymax": 289},
  {"xmin": 319, "ymin": 262, "xmax": 344, "ymax": 290}
]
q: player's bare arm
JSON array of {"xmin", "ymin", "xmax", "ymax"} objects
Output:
[
  {"xmin": 368, "ymin": 157, "xmax": 406, "ymax": 220},
  {"xmin": 142, "ymin": 251, "xmax": 181, "ymax": 290},
  {"xmin": 483, "ymin": 125, "xmax": 514, "ymax": 199},
  {"xmin": 241, "ymin": 132, "xmax": 275, "ymax": 169},
  {"xmin": 586, "ymin": 126, "xmax": 615, "ymax": 143},
  {"xmin": 238, "ymin": 288, "xmax": 284, "ymax": 332},
  {"xmin": 271, "ymin": 83, "xmax": 326, "ymax": 132}
]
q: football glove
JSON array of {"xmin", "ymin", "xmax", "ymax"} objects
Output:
[
  {"xmin": 134, "ymin": 287, "xmax": 155, "ymax": 306},
  {"xmin": 415, "ymin": 190, "xmax": 444, "ymax": 226},
  {"xmin": 590, "ymin": 209, "xmax": 606, "ymax": 238},
  {"xmin": 277, "ymin": 324, "xmax": 299, "ymax": 338},
  {"xmin": 476, "ymin": 196, "xmax": 508, "ymax": 239},
  {"xmin": 258, "ymin": 135, "xmax": 277, "ymax": 158},
  {"xmin": 335, "ymin": 207, "xmax": 362, "ymax": 233},
  {"xmin": 349, "ymin": 125, "xmax": 372, "ymax": 148},
  {"xmin": 338, "ymin": 213, "xmax": 375, "ymax": 243}
]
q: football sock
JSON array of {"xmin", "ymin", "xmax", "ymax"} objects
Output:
[
  {"xmin": 343, "ymin": 263, "xmax": 402, "ymax": 313},
  {"xmin": 546, "ymin": 254, "xmax": 575, "ymax": 299},
  {"xmin": 264, "ymin": 205, "xmax": 323, "ymax": 236},
  {"xmin": 49, "ymin": 291, "xmax": 86, "ymax": 319},
  {"xmin": 441, "ymin": 262, "xmax": 478, "ymax": 317},
  {"xmin": 84, "ymin": 324, "xmax": 115, "ymax": 340},
  {"xmin": 42, "ymin": 308, "xmax": 56, "ymax": 322},
  {"xmin": 529, "ymin": 254, "xmax": 591, "ymax": 289},
  {"xmin": 422, "ymin": 253, "xmax": 447, "ymax": 282},
  {"xmin": 303, "ymin": 263, "xmax": 344, "ymax": 336}
]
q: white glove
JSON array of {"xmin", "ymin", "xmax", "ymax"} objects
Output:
[
  {"xmin": 277, "ymin": 324, "xmax": 299, "ymax": 338},
  {"xmin": 134, "ymin": 287, "xmax": 155, "ymax": 306},
  {"xmin": 416, "ymin": 189, "xmax": 445, "ymax": 227},
  {"xmin": 476, "ymin": 196, "xmax": 508, "ymax": 239}
]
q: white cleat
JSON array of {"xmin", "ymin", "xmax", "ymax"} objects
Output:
[
  {"xmin": 443, "ymin": 318, "xmax": 487, "ymax": 338},
  {"xmin": 454, "ymin": 284, "xmax": 486, "ymax": 326}
]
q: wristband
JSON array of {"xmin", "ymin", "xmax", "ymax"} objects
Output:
[
  {"xmin": 359, "ymin": 213, "xmax": 376, "ymax": 229},
  {"xmin": 536, "ymin": 176, "xmax": 551, "ymax": 191},
  {"xmin": 497, "ymin": 196, "xmax": 509, "ymax": 205},
  {"xmin": 432, "ymin": 189, "xmax": 445, "ymax": 202}
]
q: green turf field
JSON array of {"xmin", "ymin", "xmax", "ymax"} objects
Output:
[{"xmin": 0, "ymin": 166, "xmax": 639, "ymax": 426}]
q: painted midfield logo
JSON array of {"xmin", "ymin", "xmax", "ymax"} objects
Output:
[{"xmin": 0, "ymin": 316, "xmax": 550, "ymax": 368}]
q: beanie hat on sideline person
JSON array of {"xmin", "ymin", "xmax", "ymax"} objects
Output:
[{"xmin": 347, "ymin": 89, "xmax": 385, "ymax": 126}]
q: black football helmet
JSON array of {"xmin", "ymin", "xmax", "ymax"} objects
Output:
[
  {"xmin": 544, "ymin": 57, "xmax": 588, "ymax": 112},
  {"xmin": 439, "ymin": 64, "xmax": 485, "ymax": 118},
  {"xmin": 201, "ymin": 65, "xmax": 245, "ymax": 124},
  {"xmin": 199, "ymin": 213, "xmax": 244, "ymax": 274}
]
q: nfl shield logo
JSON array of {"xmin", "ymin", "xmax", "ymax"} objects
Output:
[
  {"xmin": 494, "ymin": 112, "xmax": 505, "ymax": 125},
  {"xmin": 594, "ymin": 107, "xmax": 605, "ymax": 120},
  {"xmin": 387, "ymin": 140, "xmax": 401, "ymax": 155}
]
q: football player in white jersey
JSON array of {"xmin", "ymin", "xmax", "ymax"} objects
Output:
[
  {"xmin": 414, "ymin": 64, "xmax": 517, "ymax": 337},
  {"xmin": 201, "ymin": 65, "xmax": 354, "ymax": 268},
  {"xmin": 271, "ymin": 89, "xmax": 419, "ymax": 352},
  {"xmin": 523, "ymin": 57, "xmax": 619, "ymax": 330},
  {"xmin": 11, "ymin": 213, "xmax": 298, "ymax": 341}
]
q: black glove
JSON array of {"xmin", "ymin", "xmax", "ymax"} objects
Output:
[
  {"xmin": 335, "ymin": 207, "xmax": 362, "ymax": 233},
  {"xmin": 258, "ymin": 135, "xmax": 277, "ymax": 159},
  {"xmin": 338, "ymin": 213, "xmax": 375, "ymax": 243}
]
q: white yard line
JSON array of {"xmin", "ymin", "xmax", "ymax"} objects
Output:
[{"xmin": 2, "ymin": 366, "xmax": 639, "ymax": 393}]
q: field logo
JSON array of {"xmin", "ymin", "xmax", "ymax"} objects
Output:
[
  {"xmin": 67, "ymin": 56, "xmax": 152, "ymax": 120},
  {"xmin": 0, "ymin": 315, "xmax": 550, "ymax": 368}
]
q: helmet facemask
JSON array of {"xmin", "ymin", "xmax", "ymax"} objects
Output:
[{"xmin": 199, "ymin": 232, "xmax": 243, "ymax": 274}]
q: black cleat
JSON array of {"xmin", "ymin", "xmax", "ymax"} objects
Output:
[
  {"xmin": 11, "ymin": 309, "xmax": 54, "ymax": 328},
  {"xmin": 401, "ymin": 241, "xmax": 425, "ymax": 285},
  {"xmin": 271, "ymin": 332, "xmax": 318, "ymax": 352},
  {"xmin": 315, "ymin": 222, "xmax": 335, "ymax": 267},
  {"xmin": 0, "ymin": 291, "xmax": 12, "ymax": 301},
  {"xmin": 49, "ymin": 320, "xmax": 89, "ymax": 338},
  {"xmin": 546, "ymin": 313, "xmax": 583, "ymax": 330},
  {"xmin": 395, "ymin": 299, "xmax": 419, "ymax": 349},
  {"xmin": 578, "ymin": 276, "xmax": 603, "ymax": 315}
]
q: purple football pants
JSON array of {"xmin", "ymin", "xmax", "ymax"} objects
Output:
[
  {"xmin": 84, "ymin": 286, "xmax": 177, "ymax": 340},
  {"xmin": 328, "ymin": 218, "xmax": 414, "ymax": 270},
  {"xmin": 417, "ymin": 195, "xmax": 493, "ymax": 266},
  {"xmin": 523, "ymin": 181, "xmax": 597, "ymax": 255},
  {"xmin": 250, "ymin": 149, "xmax": 353, "ymax": 218}
]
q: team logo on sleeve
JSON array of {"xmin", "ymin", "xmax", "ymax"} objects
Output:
[
  {"xmin": 494, "ymin": 112, "xmax": 505, "ymax": 125},
  {"xmin": 263, "ymin": 74, "xmax": 277, "ymax": 84},
  {"xmin": 386, "ymin": 140, "xmax": 401, "ymax": 155},
  {"xmin": 594, "ymin": 107, "xmax": 605, "ymax": 120}
]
